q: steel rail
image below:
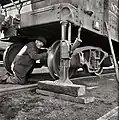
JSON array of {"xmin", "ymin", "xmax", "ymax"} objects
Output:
[
  {"xmin": 0, "ymin": 71, "xmax": 116, "ymax": 94},
  {"xmin": 71, "ymin": 72, "xmax": 116, "ymax": 81},
  {"xmin": 0, "ymin": 83, "xmax": 37, "ymax": 93}
]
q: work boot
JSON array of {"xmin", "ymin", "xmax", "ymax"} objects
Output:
[{"xmin": 0, "ymin": 73, "xmax": 10, "ymax": 84}]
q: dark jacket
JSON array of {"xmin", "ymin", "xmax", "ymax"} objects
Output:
[{"xmin": 13, "ymin": 42, "xmax": 47, "ymax": 78}]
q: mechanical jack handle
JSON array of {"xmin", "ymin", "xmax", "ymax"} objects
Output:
[{"xmin": 105, "ymin": 22, "xmax": 119, "ymax": 84}]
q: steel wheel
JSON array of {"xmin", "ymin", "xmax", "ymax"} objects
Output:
[
  {"xmin": 48, "ymin": 41, "xmax": 77, "ymax": 79},
  {"xmin": 3, "ymin": 43, "xmax": 24, "ymax": 74},
  {"xmin": 47, "ymin": 41, "xmax": 60, "ymax": 79}
]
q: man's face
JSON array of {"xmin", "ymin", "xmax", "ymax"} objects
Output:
[{"xmin": 35, "ymin": 40, "xmax": 44, "ymax": 49}]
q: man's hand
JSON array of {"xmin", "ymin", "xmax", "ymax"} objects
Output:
[{"xmin": 39, "ymin": 52, "xmax": 48, "ymax": 66}]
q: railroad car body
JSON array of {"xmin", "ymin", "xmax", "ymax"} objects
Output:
[{"xmin": 0, "ymin": 0, "xmax": 119, "ymax": 78}]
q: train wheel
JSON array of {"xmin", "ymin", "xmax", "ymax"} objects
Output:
[
  {"xmin": 48, "ymin": 41, "xmax": 76, "ymax": 79},
  {"xmin": 47, "ymin": 41, "xmax": 60, "ymax": 79},
  {"xmin": 3, "ymin": 43, "xmax": 24, "ymax": 74}
]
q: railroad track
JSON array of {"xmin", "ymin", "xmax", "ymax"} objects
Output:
[
  {"xmin": 0, "ymin": 68, "xmax": 118, "ymax": 120},
  {"xmin": 0, "ymin": 69, "xmax": 116, "ymax": 94}
]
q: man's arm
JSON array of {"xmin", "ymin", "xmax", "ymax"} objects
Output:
[{"xmin": 27, "ymin": 42, "xmax": 47, "ymax": 60}]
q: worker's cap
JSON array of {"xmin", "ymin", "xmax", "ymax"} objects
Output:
[{"xmin": 36, "ymin": 36, "xmax": 47, "ymax": 45}]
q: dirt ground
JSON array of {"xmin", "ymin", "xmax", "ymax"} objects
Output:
[{"xmin": 0, "ymin": 67, "xmax": 118, "ymax": 120}]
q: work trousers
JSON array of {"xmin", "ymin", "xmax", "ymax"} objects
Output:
[
  {"xmin": 6, "ymin": 74, "xmax": 26, "ymax": 85},
  {"xmin": 6, "ymin": 63, "xmax": 26, "ymax": 85}
]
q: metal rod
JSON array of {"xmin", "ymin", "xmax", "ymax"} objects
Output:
[
  {"xmin": 61, "ymin": 21, "xmax": 67, "ymax": 40},
  {"xmin": 68, "ymin": 23, "xmax": 71, "ymax": 43},
  {"xmin": 105, "ymin": 22, "xmax": 119, "ymax": 84},
  {"xmin": 60, "ymin": 21, "xmax": 72, "ymax": 84},
  {"xmin": 60, "ymin": 21, "xmax": 67, "ymax": 81}
]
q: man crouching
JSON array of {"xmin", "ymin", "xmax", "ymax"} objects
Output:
[{"xmin": 0, "ymin": 37, "xmax": 48, "ymax": 84}]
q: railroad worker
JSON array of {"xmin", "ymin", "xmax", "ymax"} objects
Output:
[{"xmin": 0, "ymin": 37, "xmax": 48, "ymax": 84}]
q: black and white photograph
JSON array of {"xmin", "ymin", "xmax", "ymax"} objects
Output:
[{"xmin": 0, "ymin": 0, "xmax": 118, "ymax": 120}]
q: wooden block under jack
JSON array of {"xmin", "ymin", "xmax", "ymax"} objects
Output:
[
  {"xmin": 36, "ymin": 89, "xmax": 95, "ymax": 104},
  {"xmin": 37, "ymin": 81, "xmax": 86, "ymax": 97}
]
